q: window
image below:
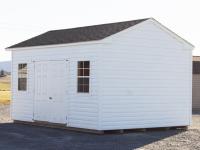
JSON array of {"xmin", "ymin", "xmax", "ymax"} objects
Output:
[
  {"xmin": 193, "ymin": 61, "xmax": 200, "ymax": 74},
  {"xmin": 18, "ymin": 63, "xmax": 27, "ymax": 91},
  {"xmin": 77, "ymin": 61, "xmax": 90, "ymax": 93}
]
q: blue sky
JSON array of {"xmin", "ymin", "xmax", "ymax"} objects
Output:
[{"xmin": 0, "ymin": 0, "xmax": 199, "ymax": 61}]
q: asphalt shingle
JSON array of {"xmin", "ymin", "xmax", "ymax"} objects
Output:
[{"xmin": 8, "ymin": 18, "xmax": 148, "ymax": 48}]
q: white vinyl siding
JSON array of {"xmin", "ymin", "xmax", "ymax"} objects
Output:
[
  {"xmin": 12, "ymin": 44, "xmax": 101, "ymax": 129},
  {"xmin": 11, "ymin": 19, "xmax": 192, "ymax": 131},
  {"xmin": 98, "ymin": 20, "xmax": 192, "ymax": 130}
]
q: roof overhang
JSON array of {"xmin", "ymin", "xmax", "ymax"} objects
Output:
[
  {"xmin": 149, "ymin": 18, "xmax": 194, "ymax": 50},
  {"xmin": 6, "ymin": 40, "xmax": 105, "ymax": 51}
]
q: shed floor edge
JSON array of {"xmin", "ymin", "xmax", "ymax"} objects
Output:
[
  {"xmin": 13, "ymin": 120, "xmax": 189, "ymax": 134},
  {"xmin": 13, "ymin": 120, "xmax": 104, "ymax": 134}
]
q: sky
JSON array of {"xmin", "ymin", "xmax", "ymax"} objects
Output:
[{"xmin": 0, "ymin": 0, "xmax": 199, "ymax": 61}]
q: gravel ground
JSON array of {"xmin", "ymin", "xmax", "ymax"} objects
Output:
[
  {"xmin": 0, "ymin": 104, "xmax": 200, "ymax": 150},
  {"xmin": 0, "ymin": 104, "xmax": 11, "ymax": 123}
]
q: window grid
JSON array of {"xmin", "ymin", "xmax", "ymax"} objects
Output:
[
  {"xmin": 77, "ymin": 61, "xmax": 90, "ymax": 93},
  {"xmin": 18, "ymin": 63, "xmax": 27, "ymax": 91}
]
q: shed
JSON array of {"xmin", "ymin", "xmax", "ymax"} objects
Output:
[
  {"xmin": 7, "ymin": 18, "xmax": 194, "ymax": 132},
  {"xmin": 193, "ymin": 56, "xmax": 200, "ymax": 111}
]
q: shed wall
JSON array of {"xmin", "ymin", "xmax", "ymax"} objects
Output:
[
  {"xmin": 12, "ymin": 44, "xmax": 102, "ymax": 130},
  {"xmin": 98, "ymin": 20, "xmax": 192, "ymax": 130},
  {"xmin": 11, "ymin": 19, "xmax": 192, "ymax": 131}
]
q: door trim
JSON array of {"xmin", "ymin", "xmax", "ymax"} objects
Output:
[{"xmin": 33, "ymin": 59, "xmax": 69, "ymax": 124}]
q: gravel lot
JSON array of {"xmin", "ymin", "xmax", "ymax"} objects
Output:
[
  {"xmin": 0, "ymin": 104, "xmax": 11, "ymax": 123},
  {"xmin": 0, "ymin": 104, "xmax": 200, "ymax": 150}
]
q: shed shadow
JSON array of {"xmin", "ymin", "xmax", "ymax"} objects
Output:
[{"xmin": 0, "ymin": 123, "xmax": 186, "ymax": 150}]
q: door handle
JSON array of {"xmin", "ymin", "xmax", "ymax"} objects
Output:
[{"xmin": 49, "ymin": 97, "xmax": 53, "ymax": 100}]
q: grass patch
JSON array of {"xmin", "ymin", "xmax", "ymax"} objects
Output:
[
  {"xmin": 0, "ymin": 91, "xmax": 11, "ymax": 105},
  {"xmin": 0, "ymin": 75, "xmax": 10, "ymax": 91},
  {"xmin": 0, "ymin": 75, "xmax": 11, "ymax": 104},
  {"xmin": 0, "ymin": 82, "xmax": 10, "ymax": 91}
]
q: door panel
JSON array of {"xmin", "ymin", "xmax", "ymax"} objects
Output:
[{"xmin": 34, "ymin": 60, "xmax": 67, "ymax": 124}]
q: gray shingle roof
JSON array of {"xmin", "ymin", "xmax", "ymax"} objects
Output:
[{"xmin": 8, "ymin": 18, "xmax": 148, "ymax": 49}]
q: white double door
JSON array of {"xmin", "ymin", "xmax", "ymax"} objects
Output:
[{"xmin": 34, "ymin": 60, "xmax": 68, "ymax": 124}]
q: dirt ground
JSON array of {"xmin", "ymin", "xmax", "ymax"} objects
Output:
[
  {"xmin": 0, "ymin": 104, "xmax": 200, "ymax": 150},
  {"xmin": 0, "ymin": 105, "xmax": 11, "ymax": 123}
]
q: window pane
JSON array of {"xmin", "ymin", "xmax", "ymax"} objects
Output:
[
  {"xmin": 18, "ymin": 63, "xmax": 27, "ymax": 91},
  {"xmin": 83, "ymin": 78, "xmax": 89, "ymax": 85},
  {"xmin": 18, "ymin": 64, "xmax": 27, "ymax": 70},
  {"xmin": 78, "ymin": 84, "xmax": 84, "ymax": 92},
  {"xmin": 84, "ymin": 61, "xmax": 90, "ymax": 68},
  {"xmin": 18, "ymin": 78, "xmax": 27, "ymax": 91},
  {"xmin": 84, "ymin": 85, "xmax": 89, "ymax": 92},
  {"xmin": 78, "ymin": 69, "xmax": 84, "ymax": 76},
  {"xmin": 78, "ymin": 61, "xmax": 84, "ymax": 68},
  {"xmin": 78, "ymin": 78, "xmax": 84, "ymax": 85},
  {"xmin": 77, "ymin": 61, "xmax": 90, "ymax": 93},
  {"xmin": 22, "ymin": 64, "xmax": 27, "ymax": 69},
  {"xmin": 18, "ymin": 64, "xmax": 21, "ymax": 70},
  {"xmin": 84, "ymin": 69, "xmax": 90, "ymax": 76}
]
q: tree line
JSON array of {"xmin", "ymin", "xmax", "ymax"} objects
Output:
[{"xmin": 0, "ymin": 69, "xmax": 9, "ymax": 77}]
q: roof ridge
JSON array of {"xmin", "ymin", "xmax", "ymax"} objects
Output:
[{"xmin": 49, "ymin": 18, "xmax": 150, "ymax": 32}]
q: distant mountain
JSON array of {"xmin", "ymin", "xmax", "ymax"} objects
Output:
[{"xmin": 0, "ymin": 61, "xmax": 11, "ymax": 72}]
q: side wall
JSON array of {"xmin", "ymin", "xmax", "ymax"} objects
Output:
[
  {"xmin": 99, "ymin": 20, "xmax": 192, "ymax": 130},
  {"xmin": 11, "ymin": 43, "xmax": 102, "ymax": 130},
  {"xmin": 192, "ymin": 57, "xmax": 200, "ymax": 111},
  {"xmin": 193, "ymin": 74, "xmax": 200, "ymax": 110}
]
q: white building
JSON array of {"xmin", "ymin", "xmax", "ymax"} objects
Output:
[{"xmin": 7, "ymin": 18, "xmax": 194, "ymax": 132}]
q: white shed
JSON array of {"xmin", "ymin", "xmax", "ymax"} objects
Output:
[{"xmin": 7, "ymin": 18, "xmax": 194, "ymax": 132}]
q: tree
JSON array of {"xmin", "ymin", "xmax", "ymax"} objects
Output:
[{"xmin": 0, "ymin": 69, "xmax": 6, "ymax": 77}]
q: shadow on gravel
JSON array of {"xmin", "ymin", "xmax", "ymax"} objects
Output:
[
  {"xmin": 0, "ymin": 123, "xmax": 185, "ymax": 150},
  {"xmin": 193, "ymin": 111, "xmax": 200, "ymax": 115}
]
